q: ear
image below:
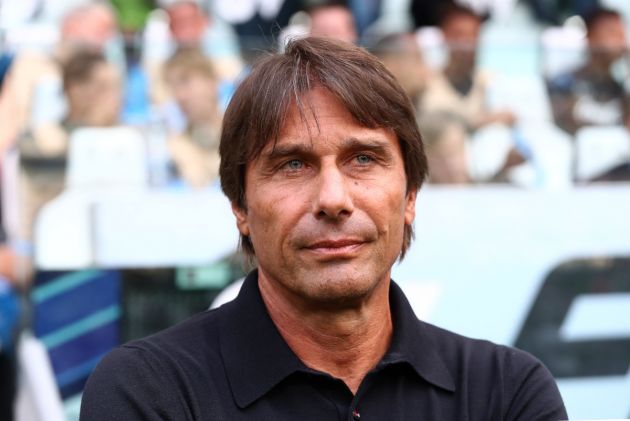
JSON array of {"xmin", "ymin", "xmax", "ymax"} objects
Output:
[
  {"xmin": 231, "ymin": 201, "xmax": 250, "ymax": 237},
  {"xmin": 404, "ymin": 189, "xmax": 417, "ymax": 226}
]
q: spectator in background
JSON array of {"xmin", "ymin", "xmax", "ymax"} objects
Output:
[
  {"xmin": 17, "ymin": 50, "xmax": 122, "ymax": 247},
  {"xmin": 419, "ymin": 3, "xmax": 515, "ymax": 130},
  {"xmin": 547, "ymin": 7, "xmax": 630, "ymax": 135},
  {"xmin": 0, "ymin": 1, "xmax": 121, "ymax": 155},
  {"xmin": 146, "ymin": 0, "xmax": 243, "ymax": 83},
  {"xmin": 421, "ymin": 112, "xmax": 471, "ymax": 184},
  {"xmin": 418, "ymin": 2, "xmax": 524, "ymax": 184},
  {"xmin": 306, "ymin": 0, "xmax": 358, "ymax": 44},
  {"xmin": 420, "ymin": 111, "xmax": 526, "ymax": 184},
  {"xmin": 163, "ymin": 48, "xmax": 222, "ymax": 188},
  {"xmin": 371, "ymin": 32, "xmax": 428, "ymax": 105}
]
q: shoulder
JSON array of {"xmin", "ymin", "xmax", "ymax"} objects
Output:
[
  {"xmin": 81, "ymin": 308, "xmax": 228, "ymax": 419},
  {"xmin": 87, "ymin": 307, "xmax": 224, "ymax": 378},
  {"xmin": 122, "ymin": 306, "xmax": 224, "ymax": 363},
  {"xmin": 423, "ymin": 321, "xmax": 551, "ymax": 382},
  {"xmin": 420, "ymin": 322, "xmax": 567, "ymax": 419}
]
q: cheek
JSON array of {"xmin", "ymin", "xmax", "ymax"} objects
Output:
[
  {"xmin": 355, "ymin": 179, "xmax": 408, "ymax": 231},
  {"xmin": 246, "ymin": 187, "xmax": 300, "ymax": 244}
]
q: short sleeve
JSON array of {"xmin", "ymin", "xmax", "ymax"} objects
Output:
[
  {"xmin": 503, "ymin": 348, "xmax": 568, "ymax": 421},
  {"xmin": 80, "ymin": 345, "xmax": 190, "ymax": 421}
]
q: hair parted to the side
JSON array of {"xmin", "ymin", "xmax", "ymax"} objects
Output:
[{"xmin": 219, "ymin": 36, "xmax": 427, "ymax": 259}]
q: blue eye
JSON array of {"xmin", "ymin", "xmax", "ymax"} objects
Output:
[
  {"xmin": 285, "ymin": 159, "xmax": 303, "ymax": 170},
  {"xmin": 356, "ymin": 154, "xmax": 372, "ymax": 164}
]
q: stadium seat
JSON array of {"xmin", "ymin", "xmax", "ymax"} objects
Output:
[
  {"xmin": 35, "ymin": 126, "xmax": 149, "ymax": 269},
  {"xmin": 65, "ymin": 127, "xmax": 148, "ymax": 190}
]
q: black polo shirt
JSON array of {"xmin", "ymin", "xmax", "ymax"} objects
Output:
[{"xmin": 81, "ymin": 271, "xmax": 567, "ymax": 420}]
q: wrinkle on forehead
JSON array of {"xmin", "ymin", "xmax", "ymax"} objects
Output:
[{"xmin": 271, "ymin": 86, "xmax": 358, "ymax": 154}]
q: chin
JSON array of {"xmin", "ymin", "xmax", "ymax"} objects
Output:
[{"xmin": 294, "ymin": 266, "xmax": 386, "ymax": 307}]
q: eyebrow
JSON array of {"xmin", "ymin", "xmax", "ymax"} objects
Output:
[{"xmin": 263, "ymin": 137, "xmax": 394, "ymax": 161}]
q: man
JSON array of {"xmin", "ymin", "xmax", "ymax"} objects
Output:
[
  {"xmin": 147, "ymin": 0, "xmax": 243, "ymax": 82},
  {"xmin": 80, "ymin": 37, "xmax": 567, "ymax": 420},
  {"xmin": 547, "ymin": 7, "xmax": 630, "ymax": 135},
  {"xmin": 18, "ymin": 50, "xmax": 122, "ymax": 247},
  {"xmin": 0, "ymin": 1, "xmax": 121, "ymax": 156},
  {"xmin": 418, "ymin": 3, "xmax": 525, "ymax": 183},
  {"xmin": 163, "ymin": 47, "xmax": 222, "ymax": 188},
  {"xmin": 371, "ymin": 32, "xmax": 427, "ymax": 105},
  {"xmin": 419, "ymin": 2, "xmax": 515, "ymax": 130}
]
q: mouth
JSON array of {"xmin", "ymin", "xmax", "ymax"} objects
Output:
[{"xmin": 303, "ymin": 239, "xmax": 366, "ymax": 259}]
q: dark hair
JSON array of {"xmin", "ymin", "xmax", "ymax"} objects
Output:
[
  {"xmin": 62, "ymin": 49, "xmax": 107, "ymax": 92},
  {"xmin": 219, "ymin": 36, "xmax": 427, "ymax": 258},
  {"xmin": 584, "ymin": 7, "xmax": 622, "ymax": 33}
]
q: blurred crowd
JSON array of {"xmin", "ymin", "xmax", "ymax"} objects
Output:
[{"xmin": 1, "ymin": 0, "xmax": 630, "ymax": 418}]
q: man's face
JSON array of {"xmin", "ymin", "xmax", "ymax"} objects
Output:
[
  {"xmin": 167, "ymin": 3, "xmax": 207, "ymax": 45},
  {"xmin": 68, "ymin": 62, "xmax": 122, "ymax": 126},
  {"xmin": 233, "ymin": 87, "xmax": 416, "ymax": 306},
  {"xmin": 62, "ymin": 7, "xmax": 116, "ymax": 49},
  {"xmin": 588, "ymin": 16, "xmax": 627, "ymax": 62},
  {"xmin": 309, "ymin": 6, "xmax": 358, "ymax": 44},
  {"xmin": 382, "ymin": 35, "xmax": 426, "ymax": 98},
  {"xmin": 166, "ymin": 67, "xmax": 217, "ymax": 125},
  {"xmin": 442, "ymin": 13, "xmax": 481, "ymax": 66}
]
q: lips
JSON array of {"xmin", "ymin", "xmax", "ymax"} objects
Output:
[
  {"xmin": 302, "ymin": 238, "xmax": 366, "ymax": 259},
  {"xmin": 306, "ymin": 239, "xmax": 364, "ymax": 249}
]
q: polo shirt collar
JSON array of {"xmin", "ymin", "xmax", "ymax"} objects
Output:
[
  {"xmin": 219, "ymin": 270, "xmax": 306, "ymax": 408},
  {"xmin": 219, "ymin": 271, "xmax": 455, "ymax": 409},
  {"xmin": 385, "ymin": 281, "xmax": 456, "ymax": 392}
]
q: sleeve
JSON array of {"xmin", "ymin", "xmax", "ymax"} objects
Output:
[
  {"xmin": 503, "ymin": 348, "xmax": 568, "ymax": 421},
  {"xmin": 80, "ymin": 345, "xmax": 190, "ymax": 421}
]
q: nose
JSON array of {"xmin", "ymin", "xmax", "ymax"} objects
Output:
[{"xmin": 313, "ymin": 163, "xmax": 354, "ymax": 220}]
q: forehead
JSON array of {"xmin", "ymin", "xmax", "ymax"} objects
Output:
[
  {"xmin": 589, "ymin": 15, "xmax": 624, "ymax": 35},
  {"xmin": 261, "ymin": 87, "xmax": 399, "ymax": 153},
  {"xmin": 442, "ymin": 13, "xmax": 480, "ymax": 32},
  {"xmin": 168, "ymin": 3, "xmax": 199, "ymax": 18},
  {"xmin": 283, "ymin": 88, "xmax": 352, "ymax": 128}
]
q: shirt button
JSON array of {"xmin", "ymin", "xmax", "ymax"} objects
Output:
[{"xmin": 352, "ymin": 409, "xmax": 360, "ymax": 420}]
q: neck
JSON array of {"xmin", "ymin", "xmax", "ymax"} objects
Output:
[
  {"xmin": 586, "ymin": 54, "xmax": 615, "ymax": 78},
  {"xmin": 445, "ymin": 60, "xmax": 473, "ymax": 84},
  {"xmin": 258, "ymin": 271, "xmax": 393, "ymax": 394},
  {"xmin": 66, "ymin": 110, "xmax": 88, "ymax": 127}
]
